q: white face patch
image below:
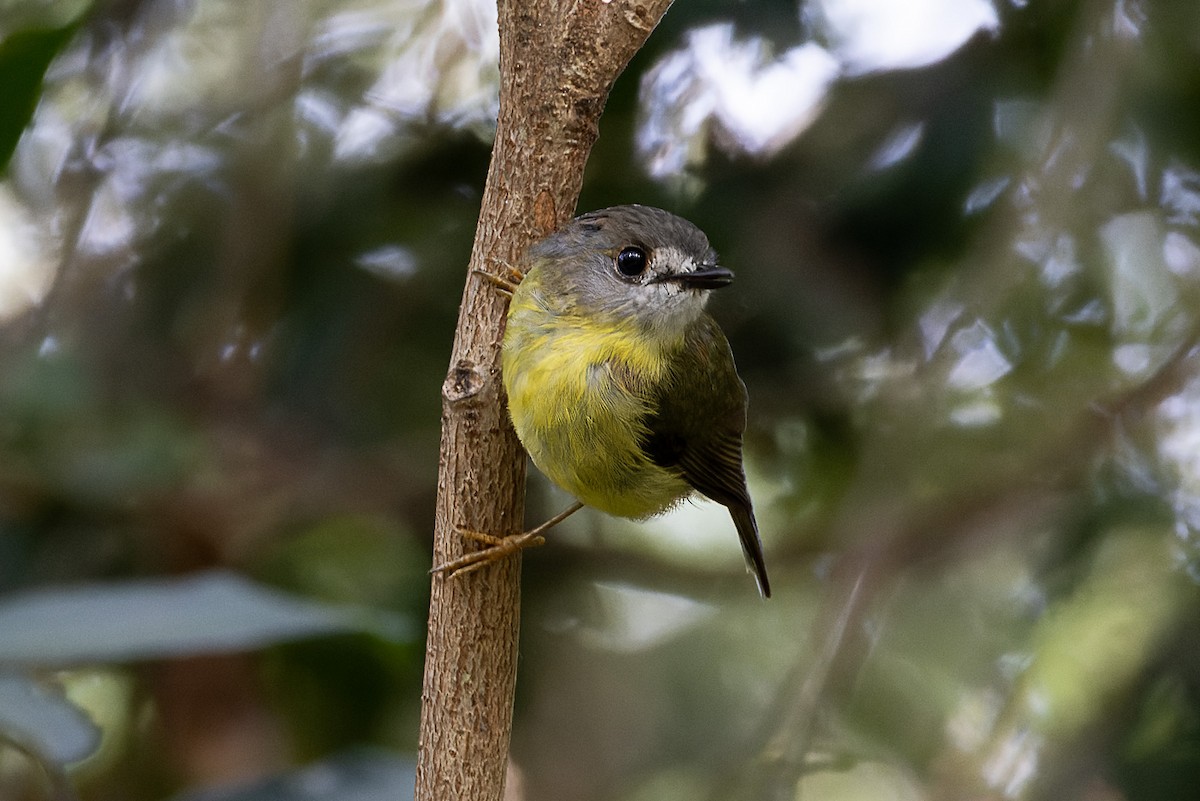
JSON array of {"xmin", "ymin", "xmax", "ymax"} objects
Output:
[
  {"xmin": 651, "ymin": 247, "xmax": 704, "ymax": 282},
  {"xmin": 631, "ymin": 245, "xmax": 712, "ymax": 330}
]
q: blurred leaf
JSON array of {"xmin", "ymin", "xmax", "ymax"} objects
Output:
[
  {"xmin": 0, "ymin": 0, "xmax": 91, "ymax": 39},
  {"xmin": 1016, "ymin": 526, "xmax": 1195, "ymax": 739},
  {"xmin": 0, "ymin": 17, "xmax": 82, "ymax": 171},
  {"xmin": 0, "ymin": 571, "xmax": 413, "ymax": 667},
  {"xmin": 0, "ymin": 669, "xmax": 100, "ymax": 763},
  {"xmin": 1100, "ymin": 211, "xmax": 1180, "ymax": 341},
  {"xmin": 166, "ymin": 747, "xmax": 415, "ymax": 801},
  {"xmin": 960, "ymin": 526, "xmax": 1200, "ymax": 798}
]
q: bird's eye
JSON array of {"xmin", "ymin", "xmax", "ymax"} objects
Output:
[{"xmin": 615, "ymin": 246, "xmax": 648, "ymax": 277}]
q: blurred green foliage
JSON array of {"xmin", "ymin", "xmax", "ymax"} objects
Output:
[{"xmin": 2, "ymin": 0, "xmax": 1200, "ymax": 800}]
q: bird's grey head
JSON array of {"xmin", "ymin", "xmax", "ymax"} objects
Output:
[{"xmin": 525, "ymin": 205, "xmax": 732, "ymax": 335}]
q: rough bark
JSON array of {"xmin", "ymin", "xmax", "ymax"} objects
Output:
[{"xmin": 414, "ymin": 2, "xmax": 674, "ymax": 800}]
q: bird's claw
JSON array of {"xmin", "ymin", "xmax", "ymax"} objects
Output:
[
  {"xmin": 472, "ymin": 264, "xmax": 524, "ymax": 297},
  {"xmin": 429, "ymin": 502, "xmax": 583, "ymax": 579},
  {"xmin": 430, "ymin": 529, "xmax": 547, "ymax": 578}
]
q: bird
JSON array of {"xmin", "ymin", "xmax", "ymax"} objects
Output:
[{"xmin": 436, "ymin": 204, "xmax": 770, "ymax": 598}]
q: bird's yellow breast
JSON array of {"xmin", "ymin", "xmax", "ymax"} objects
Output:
[{"xmin": 502, "ymin": 287, "xmax": 691, "ymax": 519}]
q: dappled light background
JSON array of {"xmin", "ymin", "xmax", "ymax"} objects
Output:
[{"xmin": 3, "ymin": 0, "xmax": 1200, "ymax": 800}]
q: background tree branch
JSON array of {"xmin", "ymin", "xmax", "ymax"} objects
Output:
[{"xmin": 415, "ymin": 2, "xmax": 674, "ymax": 800}]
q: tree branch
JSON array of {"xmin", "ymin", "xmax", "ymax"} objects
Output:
[{"xmin": 414, "ymin": 2, "xmax": 673, "ymax": 800}]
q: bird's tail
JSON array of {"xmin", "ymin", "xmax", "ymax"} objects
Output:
[{"xmin": 729, "ymin": 502, "xmax": 770, "ymax": 598}]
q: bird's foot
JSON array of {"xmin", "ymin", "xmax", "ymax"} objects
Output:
[
  {"xmin": 430, "ymin": 501, "xmax": 584, "ymax": 579},
  {"xmin": 430, "ymin": 529, "xmax": 546, "ymax": 578},
  {"xmin": 472, "ymin": 263, "xmax": 524, "ymax": 297}
]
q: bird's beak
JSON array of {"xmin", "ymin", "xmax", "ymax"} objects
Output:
[{"xmin": 656, "ymin": 266, "xmax": 734, "ymax": 289}]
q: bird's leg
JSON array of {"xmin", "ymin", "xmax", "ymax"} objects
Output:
[
  {"xmin": 431, "ymin": 501, "xmax": 585, "ymax": 578},
  {"xmin": 472, "ymin": 260, "xmax": 525, "ymax": 297}
]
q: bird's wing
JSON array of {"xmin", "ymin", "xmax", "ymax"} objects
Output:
[{"xmin": 640, "ymin": 315, "xmax": 771, "ymax": 597}]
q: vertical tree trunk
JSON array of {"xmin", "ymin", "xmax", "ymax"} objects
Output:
[{"xmin": 414, "ymin": 2, "xmax": 674, "ymax": 800}]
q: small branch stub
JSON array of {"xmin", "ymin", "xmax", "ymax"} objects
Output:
[{"xmin": 442, "ymin": 360, "xmax": 485, "ymax": 406}]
